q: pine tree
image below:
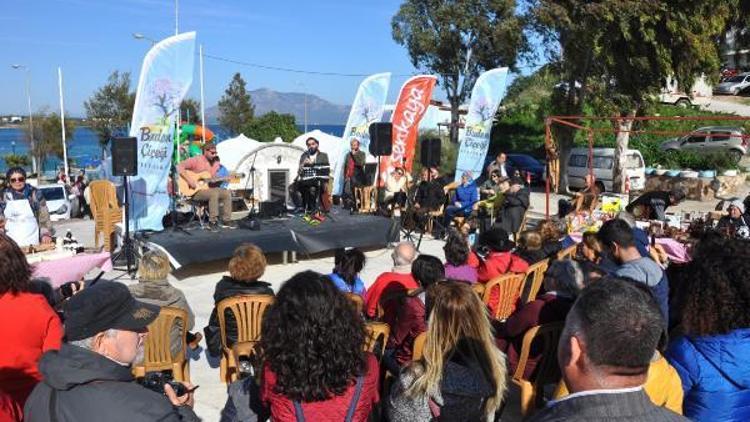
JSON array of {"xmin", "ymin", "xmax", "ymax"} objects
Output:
[{"xmin": 217, "ymin": 73, "xmax": 255, "ymax": 136}]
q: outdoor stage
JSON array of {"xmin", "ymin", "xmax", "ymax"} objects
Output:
[{"xmin": 140, "ymin": 208, "xmax": 400, "ymax": 268}]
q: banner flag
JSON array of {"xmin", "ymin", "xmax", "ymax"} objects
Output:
[
  {"xmin": 381, "ymin": 75, "xmax": 436, "ymax": 183},
  {"xmin": 333, "ymin": 72, "xmax": 391, "ymax": 195},
  {"xmin": 454, "ymin": 67, "xmax": 509, "ymax": 182},
  {"xmin": 128, "ymin": 31, "xmax": 196, "ymax": 231}
]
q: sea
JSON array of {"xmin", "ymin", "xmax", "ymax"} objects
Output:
[{"xmin": 0, "ymin": 124, "xmax": 345, "ymax": 174}]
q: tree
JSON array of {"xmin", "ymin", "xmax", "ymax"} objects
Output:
[
  {"xmin": 529, "ymin": 0, "xmax": 731, "ymax": 192},
  {"xmin": 218, "ymin": 73, "xmax": 255, "ymax": 136},
  {"xmin": 242, "ymin": 112, "xmax": 300, "ymax": 142},
  {"xmin": 3, "ymin": 154, "xmax": 31, "ymax": 170},
  {"xmin": 22, "ymin": 110, "xmax": 76, "ymax": 172},
  {"xmin": 83, "ymin": 71, "xmax": 135, "ymax": 156},
  {"xmin": 180, "ymin": 98, "xmax": 201, "ymax": 124},
  {"xmin": 392, "ymin": 0, "xmax": 527, "ymax": 144}
]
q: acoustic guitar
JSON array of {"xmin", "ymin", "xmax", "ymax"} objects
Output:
[{"xmin": 178, "ymin": 170, "xmax": 245, "ymax": 197}]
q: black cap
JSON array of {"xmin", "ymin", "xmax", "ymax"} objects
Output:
[{"xmin": 63, "ymin": 282, "xmax": 159, "ymax": 341}]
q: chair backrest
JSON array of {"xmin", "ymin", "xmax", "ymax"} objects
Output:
[
  {"xmin": 88, "ymin": 180, "xmax": 119, "ymax": 217},
  {"xmin": 412, "ymin": 331, "xmax": 427, "ymax": 361},
  {"xmin": 346, "ymin": 293, "xmax": 364, "ymax": 314},
  {"xmin": 471, "ymin": 283, "xmax": 486, "ymax": 298},
  {"xmin": 217, "ymin": 295, "xmax": 275, "ymax": 350},
  {"xmin": 364, "ymin": 321, "xmax": 390, "ymax": 360},
  {"xmin": 556, "ymin": 244, "xmax": 577, "ymax": 261},
  {"xmin": 512, "ymin": 322, "xmax": 565, "ymax": 413},
  {"xmin": 482, "ymin": 273, "xmax": 527, "ymax": 320},
  {"xmin": 523, "ymin": 259, "xmax": 550, "ymax": 303},
  {"xmin": 514, "ymin": 211, "xmax": 529, "ymax": 242},
  {"xmin": 141, "ymin": 306, "xmax": 188, "ymax": 370}
]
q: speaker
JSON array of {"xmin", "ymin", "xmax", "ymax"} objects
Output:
[
  {"xmin": 259, "ymin": 200, "xmax": 285, "ymax": 219},
  {"xmin": 111, "ymin": 137, "xmax": 138, "ymax": 176},
  {"xmin": 420, "ymin": 138, "xmax": 441, "ymax": 168},
  {"xmin": 368, "ymin": 122, "xmax": 393, "ymax": 156}
]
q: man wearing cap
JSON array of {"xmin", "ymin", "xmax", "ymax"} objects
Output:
[
  {"xmin": 626, "ymin": 188, "xmax": 686, "ymax": 221},
  {"xmin": 494, "ymin": 176, "xmax": 530, "ymax": 235},
  {"xmin": 24, "ymin": 282, "xmax": 199, "ymax": 422},
  {"xmin": 177, "ymin": 142, "xmax": 235, "ymax": 231},
  {"xmin": 717, "ymin": 200, "xmax": 750, "ymax": 238}
]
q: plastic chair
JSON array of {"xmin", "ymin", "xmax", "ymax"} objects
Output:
[
  {"xmin": 514, "ymin": 211, "xmax": 529, "ymax": 243},
  {"xmin": 346, "ymin": 292, "xmax": 364, "ymax": 315},
  {"xmin": 522, "ymin": 259, "xmax": 550, "ymax": 304},
  {"xmin": 355, "ymin": 186, "xmax": 376, "ymax": 213},
  {"xmin": 88, "ymin": 180, "xmax": 122, "ymax": 252},
  {"xmin": 412, "ymin": 331, "xmax": 427, "ymax": 361},
  {"xmin": 364, "ymin": 321, "xmax": 390, "ymax": 361},
  {"xmin": 471, "ymin": 283, "xmax": 486, "ymax": 298},
  {"xmin": 482, "ymin": 273, "xmax": 528, "ymax": 321},
  {"xmin": 217, "ymin": 294, "xmax": 274, "ymax": 383},
  {"xmin": 556, "ymin": 244, "xmax": 577, "ymax": 260},
  {"xmin": 511, "ymin": 322, "xmax": 564, "ymax": 418},
  {"xmin": 132, "ymin": 306, "xmax": 190, "ymax": 382}
]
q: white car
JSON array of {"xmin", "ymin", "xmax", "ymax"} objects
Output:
[
  {"xmin": 713, "ymin": 73, "xmax": 750, "ymax": 95},
  {"xmin": 38, "ymin": 184, "xmax": 75, "ymax": 221}
]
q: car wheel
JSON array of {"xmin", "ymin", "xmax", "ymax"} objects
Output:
[
  {"xmin": 675, "ymin": 98, "xmax": 690, "ymax": 107},
  {"xmin": 729, "ymin": 150, "xmax": 743, "ymax": 163}
]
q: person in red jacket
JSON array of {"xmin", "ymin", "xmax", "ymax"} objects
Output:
[
  {"xmin": 475, "ymin": 227, "xmax": 529, "ymax": 315},
  {"xmin": 0, "ymin": 234, "xmax": 62, "ymax": 419},
  {"xmin": 364, "ymin": 242, "xmax": 418, "ymax": 318}
]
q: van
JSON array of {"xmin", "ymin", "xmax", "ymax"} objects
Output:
[{"xmin": 567, "ymin": 148, "xmax": 645, "ymax": 193}]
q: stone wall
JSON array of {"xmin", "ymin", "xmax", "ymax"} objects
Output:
[{"xmin": 643, "ymin": 174, "xmax": 746, "ymax": 201}]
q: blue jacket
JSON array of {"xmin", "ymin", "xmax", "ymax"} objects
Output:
[
  {"xmin": 454, "ymin": 181, "xmax": 478, "ymax": 212},
  {"xmin": 666, "ymin": 329, "xmax": 750, "ymax": 422},
  {"xmin": 327, "ymin": 272, "xmax": 366, "ymax": 296}
]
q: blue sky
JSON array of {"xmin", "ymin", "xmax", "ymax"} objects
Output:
[{"xmin": 0, "ymin": 0, "xmax": 541, "ymax": 117}]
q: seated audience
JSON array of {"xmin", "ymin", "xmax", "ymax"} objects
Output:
[
  {"xmin": 716, "ymin": 200, "xmax": 750, "ymax": 238},
  {"xmin": 364, "ymin": 241, "xmax": 418, "ymax": 318},
  {"xmin": 221, "ymin": 271, "xmax": 380, "ymax": 421},
  {"xmin": 495, "ymin": 260, "xmax": 584, "ymax": 379},
  {"xmin": 558, "ymin": 174, "xmax": 600, "ymax": 217},
  {"xmin": 516, "ymin": 230, "xmax": 548, "ymax": 264},
  {"xmin": 383, "ymin": 255, "xmax": 445, "ymax": 374},
  {"xmin": 494, "ymin": 177, "xmax": 530, "ymax": 235},
  {"xmin": 597, "ymin": 219, "xmax": 669, "ymax": 322},
  {"xmin": 328, "ymin": 247, "xmax": 367, "ymax": 296},
  {"xmin": 576, "ymin": 231, "xmax": 602, "ymax": 264},
  {"xmin": 443, "ymin": 171, "xmax": 478, "ymax": 230},
  {"xmin": 205, "ymin": 243, "xmax": 274, "ymax": 357},
  {"xmin": 129, "ymin": 250, "xmax": 200, "ymax": 356},
  {"xmin": 529, "ymin": 278, "xmax": 686, "ymax": 421},
  {"xmin": 24, "ymin": 282, "xmax": 199, "ymax": 421},
  {"xmin": 475, "ymin": 227, "xmax": 529, "ymax": 316},
  {"xmin": 476, "ymin": 170, "xmax": 510, "ymax": 232},
  {"xmin": 388, "ymin": 281, "xmax": 507, "ymax": 421},
  {"xmin": 666, "ymin": 237, "xmax": 750, "ymax": 422},
  {"xmin": 443, "ymin": 231, "xmax": 478, "ymax": 283},
  {"xmin": 0, "ymin": 234, "xmax": 62, "ymax": 420},
  {"xmin": 406, "ymin": 167, "xmax": 446, "ymax": 233},
  {"xmin": 537, "ymin": 219, "xmax": 564, "ymax": 256}
]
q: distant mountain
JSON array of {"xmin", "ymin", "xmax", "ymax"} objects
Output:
[{"xmin": 205, "ymin": 88, "xmax": 350, "ymax": 126}]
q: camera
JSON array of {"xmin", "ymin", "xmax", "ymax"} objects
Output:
[
  {"xmin": 137, "ymin": 372, "xmax": 187, "ymax": 396},
  {"xmin": 474, "ymin": 245, "xmax": 491, "ymax": 260}
]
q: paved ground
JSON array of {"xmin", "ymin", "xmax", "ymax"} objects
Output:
[
  {"xmin": 703, "ymin": 96, "xmax": 750, "ymax": 116},
  {"xmin": 54, "ymin": 186, "xmax": 749, "ymax": 420}
]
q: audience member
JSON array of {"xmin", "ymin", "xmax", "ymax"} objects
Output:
[
  {"xmin": 24, "ymin": 282, "xmax": 199, "ymax": 421},
  {"xmin": 383, "ymin": 255, "xmax": 445, "ymax": 374},
  {"xmin": 475, "ymin": 227, "xmax": 529, "ymax": 316},
  {"xmin": 494, "ymin": 176, "xmax": 529, "ymax": 235},
  {"xmin": 443, "ymin": 231, "xmax": 478, "ymax": 283},
  {"xmin": 364, "ymin": 241, "xmax": 418, "ymax": 318},
  {"xmin": 529, "ymin": 278, "xmax": 686, "ymax": 421},
  {"xmin": 666, "ymin": 237, "xmax": 750, "ymax": 421},
  {"xmin": 495, "ymin": 260, "xmax": 584, "ymax": 379},
  {"xmin": 221, "ymin": 271, "xmax": 379, "ymax": 421},
  {"xmin": 204, "ymin": 243, "xmax": 274, "ymax": 357},
  {"xmin": 328, "ymin": 247, "xmax": 367, "ymax": 296},
  {"xmin": 716, "ymin": 200, "xmax": 750, "ymax": 238},
  {"xmin": 442, "ymin": 171, "xmax": 478, "ymax": 231},
  {"xmin": 0, "ymin": 234, "xmax": 62, "ymax": 420},
  {"xmin": 516, "ymin": 230, "xmax": 548, "ymax": 264},
  {"xmin": 537, "ymin": 219, "xmax": 564, "ymax": 254},
  {"xmin": 626, "ymin": 188, "xmax": 686, "ymax": 221},
  {"xmin": 129, "ymin": 250, "xmax": 200, "ymax": 356},
  {"xmin": 597, "ymin": 219, "xmax": 669, "ymax": 322},
  {"xmin": 387, "ymin": 282, "xmax": 507, "ymax": 421}
]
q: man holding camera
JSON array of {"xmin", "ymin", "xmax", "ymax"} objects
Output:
[{"xmin": 24, "ymin": 282, "xmax": 200, "ymax": 422}]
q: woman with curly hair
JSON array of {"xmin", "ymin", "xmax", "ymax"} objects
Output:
[
  {"xmin": 443, "ymin": 231, "xmax": 478, "ymax": 283},
  {"xmin": 388, "ymin": 281, "xmax": 507, "ymax": 421},
  {"xmin": 666, "ymin": 237, "xmax": 750, "ymax": 422},
  {"xmin": 0, "ymin": 234, "xmax": 62, "ymax": 420},
  {"xmin": 328, "ymin": 247, "xmax": 367, "ymax": 296}
]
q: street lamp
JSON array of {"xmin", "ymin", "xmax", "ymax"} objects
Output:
[
  {"xmin": 132, "ymin": 32, "xmax": 157, "ymax": 45},
  {"xmin": 11, "ymin": 64, "xmax": 36, "ymax": 174}
]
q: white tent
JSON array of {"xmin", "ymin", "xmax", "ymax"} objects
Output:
[
  {"xmin": 216, "ymin": 133, "xmax": 261, "ymax": 172},
  {"xmin": 292, "ymin": 129, "xmax": 347, "ymax": 172}
]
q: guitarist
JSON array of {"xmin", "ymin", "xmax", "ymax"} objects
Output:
[
  {"xmin": 297, "ymin": 137, "xmax": 330, "ymax": 216},
  {"xmin": 177, "ymin": 142, "xmax": 235, "ymax": 231}
]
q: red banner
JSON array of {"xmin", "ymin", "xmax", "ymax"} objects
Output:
[{"xmin": 381, "ymin": 75, "xmax": 436, "ymax": 183}]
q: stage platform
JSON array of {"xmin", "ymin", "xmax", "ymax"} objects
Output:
[{"xmin": 141, "ymin": 208, "xmax": 400, "ymax": 268}]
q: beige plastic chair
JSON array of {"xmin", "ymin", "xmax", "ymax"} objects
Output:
[
  {"xmin": 556, "ymin": 244, "xmax": 577, "ymax": 260},
  {"xmin": 471, "ymin": 283, "xmax": 486, "ymax": 298},
  {"xmin": 88, "ymin": 180, "xmax": 122, "ymax": 252},
  {"xmin": 411, "ymin": 331, "xmax": 427, "ymax": 361},
  {"xmin": 132, "ymin": 306, "xmax": 190, "ymax": 382},
  {"xmin": 346, "ymin": 292, "xmax": 364, "ymax": 315},
  {"xmin": 363, "ymin": 321, "xmax": 390, "ymax": 361},
  {"xmin": 482, "ymin": 273, "xmax": 528, "ymax": 321},
  {"xmin": 523, "ymin": 259, "xmax": 550, "ymax": 304},
  {"xmin": 217, "ymin": 294, "xmax": 274, "ymax": 383},
  {"xmin": 511, "ymin": 322, "xmax": 564, "ymax": 418}
]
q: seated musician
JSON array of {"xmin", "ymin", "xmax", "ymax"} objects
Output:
[
  {"xmin": 384, "ymin": 166, "xmax": 411, "ymax": 214},
  {"xmin": 0, "ymin": 167, "xmax": 53, "ymax": 247},
  {"xmin": 442, "ymin": 171, "xmax": 478, "ymax": 230},
  {"xmin": 296, "ymin": 137, "xmax": 330, "ymax": 215},
  {"xmin": 404, "ymin": 167, "xmax": 446, "ymax": 233},
  {"xmin": 625, "ymin": 188, "xmax": 685, "ymax": 221},
  {"xmin": 177, "ymin": 142, "xmax": 235, "ymax": 231}
]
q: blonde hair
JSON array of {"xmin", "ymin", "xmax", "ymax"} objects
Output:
[
  {"xmin": 537, "ymin": 219, "xmax": 561, "ymax": 243},
  {"xmin": 228, "ymin": 243, "xmax": 267, "ymax": 281},
  {"xmin": 518, "ymin": 230, "xmax": 542, "ymax": 251},
  {"xmin": 406, "ymin": 282, "xmax": 507, "ymax": 416},
  {"xmin": 137, "ymin": 250, "xmax": 171, "ymax": 282}
]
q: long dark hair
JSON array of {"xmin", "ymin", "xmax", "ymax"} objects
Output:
[
  {"xmin": 260, "ymin": 271, "xmax": 367, "ymax": 402},
  {"xmin": 0, "ymin": 234, "xmax": 33, "ymax": 295},
  {"xmin": 333, "ymin": 248, "xmax": 366, "ymax": 287}
]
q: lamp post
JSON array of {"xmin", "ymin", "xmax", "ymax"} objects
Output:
[
  {"xmin": 11, "ymin": 64, "xmax": 37, "ymax": 174},
  {"xmin": 296, "ymin": 81, "xmax": 308, "ymax": 133},
  {"xmin": 132, "ymin": 32, "xmax": 157, "ymax": 45}
]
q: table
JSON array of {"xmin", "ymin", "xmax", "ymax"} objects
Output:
[
  {"xmin": 567, "ymin": 233, "xmax": 691, "ymax": 263},
  {"xmin": 32, "ymin": 252, "xmax": 113, "ymax": 287}
]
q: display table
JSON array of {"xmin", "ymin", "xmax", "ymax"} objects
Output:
[
  {"xmin": 567, "ymin": 232, "xmax": 691, "ymax": 263},
  {"xmin": 32, "ymin": 252, "xmax": 113, "ymax": 287}
]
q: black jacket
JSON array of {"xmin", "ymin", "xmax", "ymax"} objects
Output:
[
  {"xmin": 204, "ymin": 276, "xmax": 274, "ymax": 356},
  {"xmin": 495, "ymin": 188, "xmax": 530, "ymax": 234},
  {"xmin": 23, "ymin": 344, "xmax": 199, "ymax": 422},
  {"xmin": 415, "ymin": 179, "xmax": 445, "ymax": 210},
  {"xmin": 518, "ymin": 241, "xmax": 563, "ymax": 265},
  {"xmin": 626, "ymin": 191, "xmax": 672, "ymax": 221}
]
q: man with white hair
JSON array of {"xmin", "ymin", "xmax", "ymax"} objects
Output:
[
  {"xmin": 363, "ymin": 241, "xmax": 419, "ymax": 318},
  {"xmin": 24, "ymin": 282, "xmax": 199, "ymax": 422},
  {"xmin": 716, "ymin": 200, "xmax": 750, "ymax": 238}
]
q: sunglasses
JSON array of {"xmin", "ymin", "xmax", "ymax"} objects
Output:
[{"xmin": 9, "ymin": 177, "xmax": 25, "ymax": 183}]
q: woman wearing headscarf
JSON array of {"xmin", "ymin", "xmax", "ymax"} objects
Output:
[
  {"xmin": 0, "ymin": 167, "xmax": 52, "ymax": 247},
  {"xmin": 442, "ymin": 171, "xmax": 478, "ymax": 229}
]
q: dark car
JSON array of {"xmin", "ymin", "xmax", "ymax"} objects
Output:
[{"xmin": 507, "ymin": 154, "xmax": 546, "ymax": 184}]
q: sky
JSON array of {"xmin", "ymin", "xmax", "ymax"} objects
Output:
[{"xmin": 0, "ymin": 0, "xmax": 542, "ymax": 117}]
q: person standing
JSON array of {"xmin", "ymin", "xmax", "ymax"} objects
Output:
[
  {"xmin": 487, "ymin": 152, "xmax": 514, "ymax": 179},
  {"xmin": 0, "ymin": 167, "xmax": 53, "ymax": 247},
  {"xmin": 626, "ymin": 188, "xmax": 686, "ymax": 221},
  {"xmin": 177, "ymin": 142, "xmax": 234, "ymax": 231},
  {"xmin": 342, "ymin": 138, "xmax": 367, "ymax": 211}
]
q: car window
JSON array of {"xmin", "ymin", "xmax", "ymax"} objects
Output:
[
  {"xmin": 727, "ymin": 76, "xmax": 746, "ymax": 83},
  {"xmin": 569, "ymin": 154, "xmax": 613, "ymax": 169},
  {"xmin": 685, "ymin": 134, "xmax": 706, "ymax": 143},
  {"xmin": 625, "ymin": 154, "xmax": 644, "ymax": 168},
  {"xmin": 40, "ymin": 187, "xmax": 65, "ymax": 201},
  {"xmin": 709, "ymin": 132, "xmax": 732, "ymax": 142}
]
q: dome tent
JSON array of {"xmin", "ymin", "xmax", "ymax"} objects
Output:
[{"xmin": 216, "ymin": 133, "xmax": 261, "ymax": 172}]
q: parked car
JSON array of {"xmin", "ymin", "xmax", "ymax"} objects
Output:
[
  {"xmin": 659, "ymin": 126, "xmax": 748, "ymax": 162},
  {"xmin": 658, "ymin": 75, "xmax": 712, "ymax": 107},
  {"xmin": 37, "ymin": 184, "xmax": 74, "ymax": 221},
  {"xmin": 567, "ymin": 148, "xmax": 645, "ymax": 193},
  {"xmin": 506, "ymin": 154, "xmax": 546, "ymax": 184},
  {"xmin": 713, "ymin": 73, "xmax": 750, "ymax": 95}
]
